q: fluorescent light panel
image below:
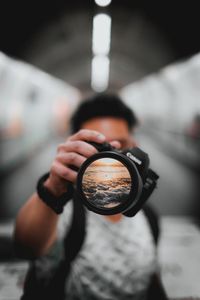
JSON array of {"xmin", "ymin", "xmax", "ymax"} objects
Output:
[
  {"xmin": 92, "ymin": 14, "xmax": 111, "ymax": 56},
  {"xmin": 91, "ymin": 56, "xmax": 110, "ymax": 92},
  {"xmin": 94, "ymin": 0, "xmax": 112, "ymax": 7}
]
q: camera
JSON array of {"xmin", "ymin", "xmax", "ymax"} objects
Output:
[{"xmin": 75, "ymin": 142, "xmax": 159, "ymax": 217}]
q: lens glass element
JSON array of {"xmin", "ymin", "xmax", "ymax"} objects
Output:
[{"xmin": 82, "ymin": 158, "xmax": 131, "ymax": 209}]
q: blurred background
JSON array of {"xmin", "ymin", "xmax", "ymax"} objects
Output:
[{"xmin": 0, "ymin": 1, "xmax": 200, "ymax": 299}]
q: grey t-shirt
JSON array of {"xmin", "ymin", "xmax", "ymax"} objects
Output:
[{"xmin": 53, "ymin": 202, "xmax": 157, "ymax": 300}]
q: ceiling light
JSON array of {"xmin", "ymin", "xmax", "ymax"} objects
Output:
[
  {"xmin": 91, "ymin": 55, "xmax": 110, "ymax": 92},
  {"xmin": 92, "ymin": 14, "xmax": 111, "ymax": 56},
  {"xmin": 94, "ymin": 0, "xmax": 112, "ymax": 7}
]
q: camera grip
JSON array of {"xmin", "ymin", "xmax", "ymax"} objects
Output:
[{"xmin": 88, "ymin": 141, "xmax": 113, "ymax": 152}]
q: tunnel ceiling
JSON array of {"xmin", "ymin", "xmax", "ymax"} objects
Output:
[{"xmin": 1, "ymin": 1, "xmax": 200, "ymax": 93}]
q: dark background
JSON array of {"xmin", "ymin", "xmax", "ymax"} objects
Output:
[{"xmin": 1, "ymin": 1, "xmax": 200, "ymax": 60}]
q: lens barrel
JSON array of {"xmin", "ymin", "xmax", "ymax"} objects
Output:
[{"xmin": 76, "ymin": 150, "xmax": 143, "ymax": 215}]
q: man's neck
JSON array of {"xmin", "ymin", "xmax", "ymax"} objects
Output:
[{"xmin": 104, "ymin": 214, "xmax": 123, "ymax": 223}]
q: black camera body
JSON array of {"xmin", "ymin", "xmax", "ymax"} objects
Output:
[{"xmin": 76, "ymin": 142, "xmax": 159, "ymax": 217}]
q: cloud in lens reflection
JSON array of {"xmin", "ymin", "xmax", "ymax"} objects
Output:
[{"xmin": 82, "ymin": 158, "xmax": 131, "ymax": 209}]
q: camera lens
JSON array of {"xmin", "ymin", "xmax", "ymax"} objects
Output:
[
  {"xmin": 77, "ymin": 151, "xmax": 143, "ymax": 215},
  {"xmin": 82, "ymin": 157, "xmax": 132, "ymax": 209}
]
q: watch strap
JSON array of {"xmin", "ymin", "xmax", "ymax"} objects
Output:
[{"xmin": 37, "ymin": 173, "xmax": 74, "ymax": 214}]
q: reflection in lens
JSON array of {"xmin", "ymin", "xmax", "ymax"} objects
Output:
[{"xmin": 82, "ymin": 158, "xmax": 131, "ymax": 209}]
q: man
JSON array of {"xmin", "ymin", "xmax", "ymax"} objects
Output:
[{"xmin": 14, "ymin": 94, "xmax": 164, "ymax": 300}]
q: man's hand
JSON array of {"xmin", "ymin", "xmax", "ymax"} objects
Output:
[
  {"xmin": 44, "ymin": 129, "xmax": 120, "ymax": 197},
  {"xmin": 14, "ymin": 129, "xmax": 120, "ymax": 258}
]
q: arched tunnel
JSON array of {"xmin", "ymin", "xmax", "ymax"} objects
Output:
[{"xmin": 0, "ymin": 1, "xmax": 200, "ymax": 299}]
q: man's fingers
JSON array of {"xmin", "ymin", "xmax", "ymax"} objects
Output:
[
  {"xmin": 57, "ymin": 141, "xmax": 98, "ymax": 157},
  {"xmin": 51, "ymin": 162, "xmax": 77, "ymax": 183},
  {"xmin": 69, "ymin": 129, "xmax": 106, "ymax": 143},
  {"xmin": 110, "ymin": 141, "xmax": 121, "ymax": 149},
  {"xmin": 130, "ymin": 138, "xmax": 138, "ymax": 147},
  {"xmin": 57, "ymin": 152, "xmax": 86, "ymax": 168}
]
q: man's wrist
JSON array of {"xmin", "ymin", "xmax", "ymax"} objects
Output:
[
  {"xmin": 37, "ymin": 173, "xmax": 74, "ymax": 214},
  {"xmin": 44, "ymin": 177, "xmax": 68, "ymax": 198}
]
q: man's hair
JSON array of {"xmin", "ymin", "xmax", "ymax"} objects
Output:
[{"xmin": 71, "ymin": 93, "xmax": 138, "ymax": 133}]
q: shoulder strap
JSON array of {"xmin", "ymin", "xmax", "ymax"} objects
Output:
[
  {"xmin": 21, "ymin": 194, "xmax": 86, "ymax": 300},
  {"xmin": 63, "ymin": 191, "xmax": 87, "ymax": 262},
  {"xmin": 143, "ymin": 204, "xmax": 160, "ymax": 246}
]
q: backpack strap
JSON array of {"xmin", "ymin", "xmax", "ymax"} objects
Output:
[
  {"xmin": 143, "ymin": 204, "xmax": 160, "ymax": 246},
  {"xmin": 63, "ymin": 191, "xmax": 87, "ymax": 262},
  {"xmin": 21, "ymin": 195, "xmax": 86, "ymax": 300},
  {"xmin": 147, "ymin": 272, "xmax": 168, "ymax": 300},
  {"xmin": 143, "ymin": 206, "xmax": 168, "ymax": 299}
]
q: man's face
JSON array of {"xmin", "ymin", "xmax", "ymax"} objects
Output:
[{"xmin": 81, "ymin": 117, "xmax": 137, "ymax": 150}]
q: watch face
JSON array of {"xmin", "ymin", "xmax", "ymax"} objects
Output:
[{"xmin": 82, "ymin": 157, "xmax": 132, "ymax": 209}]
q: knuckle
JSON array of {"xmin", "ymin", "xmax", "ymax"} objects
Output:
[
  {"xmin": 56, "ymin": 153, "xmax": 63, "ymax": 162},
  {"xmin": 79, "ymin": 129, "xmax": 86, "ymax": 134},
  {"xmin": 71, "ymin": 174, "xmax": 77, "ymax": 182},
  {"xmin": 61, "ymin": 168, "xmax": 69, "ymax": 178},
  {"xmin": 72, "ymin": 142, "xmax": 79, "ymax": 152},
  {"xmin": 78, "ymin": 129, "xmax": 87, "ymax": 136},
  {"xmin": 73, "ymin": 141, "xmax": 82, "ymax": 152},
  {"xmin": 50, "ymin": 162, "xmax": 57, "ymax": 175},
  {"xmin": 80, "ymin": 157, "xmax": 86, "ymax": 165},
  {"xmin": 69, "ymin": 152, "xmax": 76, "ymax": 162},
  {"xmin": 57, "ymin": 143, "xmax": 64, "ymax": 152}
]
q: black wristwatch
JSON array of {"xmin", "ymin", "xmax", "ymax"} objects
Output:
[{"xmin": 37, "ymin": 173, "xmax": 74, "ymax": 214}]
